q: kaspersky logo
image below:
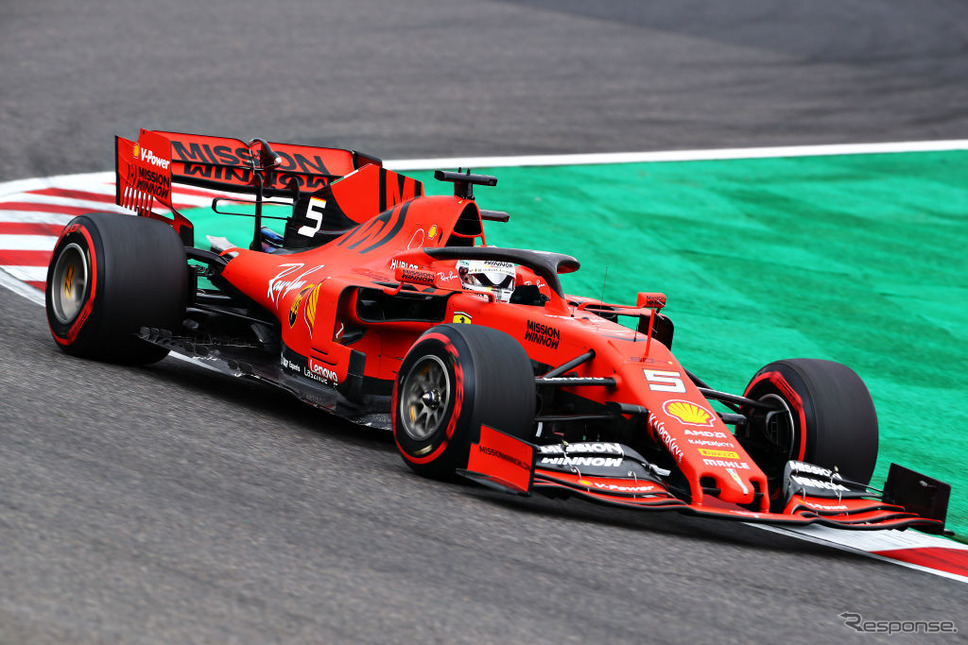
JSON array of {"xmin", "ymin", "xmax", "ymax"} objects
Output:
[{"xmin": 133, "ymin": 143, "xmax": 171, "ymax": 170}]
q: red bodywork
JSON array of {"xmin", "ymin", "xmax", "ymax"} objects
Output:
[{"xmin": 113, "ymin": 129, "xmax": 947, "ymax": 533}]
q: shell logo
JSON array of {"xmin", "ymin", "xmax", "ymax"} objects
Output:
[
  {"xmin": 133, "ymin": 143, "xmax": 141, "ymax": 159},
  {"xmin": 663, "ymin": 399, "xmax": 715, "ymax": 427}
]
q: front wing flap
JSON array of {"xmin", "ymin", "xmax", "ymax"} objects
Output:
[{"xmin": 459, "ymin": 426, "xmax": 949, "ymax": 533}]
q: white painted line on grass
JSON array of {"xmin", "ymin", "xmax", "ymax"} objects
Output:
[
  {"xmin": 384, "ymin": 139, "xmax": 968, "ymax": 170},
  {"xmin": 2, "ymin": 138, "xmax": 966, "ymax": 197}
]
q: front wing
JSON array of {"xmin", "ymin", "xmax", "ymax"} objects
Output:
[{"xmin": 459, "ymin": 425, "xmax": 951, "ymax": 533}]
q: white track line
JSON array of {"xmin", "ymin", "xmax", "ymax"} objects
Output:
[
  {"xmin": 0, "ymin": 210, "xmax": 76, "ymax": 224},
  {"xmin": 3, "ymin": 193, "xmax": 137, "ymax": 213},
  {"xmin": 0, "ymin": 234, "xmax": 58, "ymax": 251},
  {"xmin": 1, "ymin": 139, "xmax": 965, "ymax": 195},
  {"xmin": 0, "ymin": 267, "xmax": 44, "ymax": 304},
  {"xmin": 384, "ymin": 139, "xmax": 968, "ymax": 170},
  {"xmin": 0, "ymin": 265, "xmax": 47, "ymax": 282},
  {"xmin": 0, "ymin": 172, "xmax": 115, "ymax": 198}
]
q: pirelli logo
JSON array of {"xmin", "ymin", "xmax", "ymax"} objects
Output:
[{"xmin": 698, "ymin": 448, "xmax": 740, "ymax": 460}]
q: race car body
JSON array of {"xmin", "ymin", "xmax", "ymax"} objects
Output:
[{"xmin": 45, "ymin": 129, "xmax": 952, "ymax": 534}]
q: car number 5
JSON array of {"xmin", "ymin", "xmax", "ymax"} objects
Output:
[
  {"xmin": 644, "ymin": 369, "xmax": 686, "ymax": 392},
  {"xmin": 297, "ymin": 199, "xmax": 326, "ymax": 237}
]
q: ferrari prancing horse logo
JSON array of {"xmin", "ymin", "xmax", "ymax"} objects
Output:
[{"xmin": 289, "ymin": 285, "xmax": 315, "ymax": 328}]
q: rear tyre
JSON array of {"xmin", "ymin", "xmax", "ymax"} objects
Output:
[
  {"xmin": 737, "ymin": 358, "xmax": 879, "ymax": 507},
  {"xmin": 46, "ymin": 212, "xmax": 188, "ymax": 364},
  {"xmin": 393, "ymin": 324, "xmax": 535, "ymax": 479}
]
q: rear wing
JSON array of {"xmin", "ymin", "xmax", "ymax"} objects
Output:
[
  {"xmin": 115, "ymin": 129, "xmax": 383, "ymax": 244},
  {"xmin": 159, "ymin": 130, "xmax": 379, "ymax": 194}
]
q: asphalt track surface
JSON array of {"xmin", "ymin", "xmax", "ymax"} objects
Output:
[{"xmin": 2, "ymin": 1, "xmax": 968, "ymax": 643}]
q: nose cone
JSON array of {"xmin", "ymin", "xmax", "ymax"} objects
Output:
[
  {"xmin": 718, "ymin": 465, "xmax": 757, "ymax": 504},
  {"xmin": 696, "ymin": 459, "xmax": 769, "ymax": 510}
]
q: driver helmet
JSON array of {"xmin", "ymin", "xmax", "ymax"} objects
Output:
[{"xmin": 457, "ymin": 259, "xmax": 515, "ymax": 302}]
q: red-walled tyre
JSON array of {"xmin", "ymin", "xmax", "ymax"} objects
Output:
[
  {"xmin": 737, "ymin": 358, "xmax": 879, "ymax": 508},
  {"xmin": 393, "ymin": 324, "xmax": 536, "ymax": 479},
  {"xmin": 46, "ymin": 212, "xmax": 187, "ymax": 364}
]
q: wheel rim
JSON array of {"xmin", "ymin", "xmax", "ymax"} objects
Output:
[
  {"xmin": 760, "ymin": 393, "xmax": 796, "ymax": 459},
  {"xmin": 400, "ymin": 355, "xmax": 451, "ymax": 441},
  {"xmin": 50, "ymin": 242, "xmax": 89, "ymax": 324}
]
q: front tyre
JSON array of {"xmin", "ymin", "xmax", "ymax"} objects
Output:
[
  {"xmin": 46, "ymin": 212, "xmax": 188, "ymax": 364},
  {"xmin": 737, "ymin": 359, "xmax": 879, "ymax": 507},
  {"xmin": 393, "ymin": 324, "xmax": 535, "ymax": 479}
]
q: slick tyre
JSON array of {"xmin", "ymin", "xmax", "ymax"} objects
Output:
[
  {"xmin": 738, "ymin": 359, "xmax": 878, "ymax": 507},
  {"xmin": 393, "ymin": 324, "xmax": 535, "ymax": 479},
  {"xmin": 46, "ymin": 212, "xmax": 188, "ymax": 364}
]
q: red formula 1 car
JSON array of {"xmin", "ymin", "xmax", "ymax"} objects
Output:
[{"xmin": 46, "ymin": 129, "xmax": 952, "ymax": 533}]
